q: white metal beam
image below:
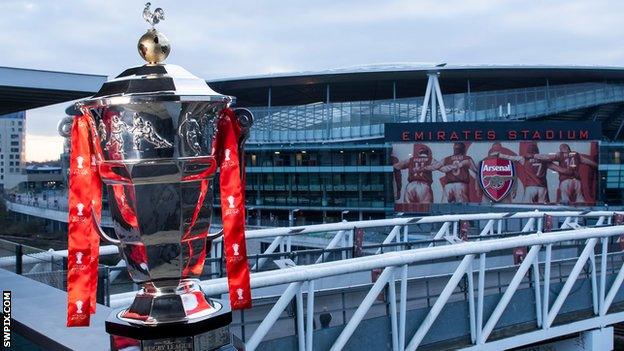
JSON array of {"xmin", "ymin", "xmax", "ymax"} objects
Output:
[
  {"xmin": 330, "ymin": 267, "xmax": 395, "ymax": 351},
  {"xmin": 432, "ymin": 73, "xmax": 448, "ymax": 122},
  {"xmin": 246, "ymin": 281, "xmax": 302, "ymax": 351},
  {"xmin": 545, "ymin": 239, "xmax": 597, "ymax": 329},
  {"xmin": 419, "ymin": 75, "xmax": 434, "ymax": 122},
  {"xmin": 406, "ymin": 255, "xmax": 475, "ymax": 350},
  {"xmin": 316, "ymin": 230, "xmax": 347, "ymax": 263},
  {"xmin": 479, "ymin": 245, "xmax": 541, "ymax": 343}
]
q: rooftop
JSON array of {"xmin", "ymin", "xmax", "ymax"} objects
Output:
[
  {"xmin": 0, "ymin": 66, "xmax": 107, "ymax": 115},
  {"xmin": 210, "ymin": 62, "xmax": 624, "ymax": 83},
  {"xmin": 208, "ymin": 63, "xmax": 624, "ymax": 107}
]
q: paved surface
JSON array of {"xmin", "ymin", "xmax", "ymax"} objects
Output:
[{"xmin": 0, "ymin": 269, "xmax": 111, "ymax": 351}]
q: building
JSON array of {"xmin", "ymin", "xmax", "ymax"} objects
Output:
[
  {"xmin": 20, "ymin": 165, "xmax": 63, "ymax": 191},
  {"xmin": 207, "ymin": 64, "xmax": 624, "ymax": 223},
  {"xmin": 0, "ymin": 66, "xmax": 107, "ymax": 191},
  {"xmin": 0, "ymin": 111, "xmax": 26, "ymax": 190}
]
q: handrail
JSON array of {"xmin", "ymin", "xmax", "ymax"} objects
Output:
[
  {"xmin": 1, "ymin": 209, "xmax": 615, "ymax": 266},
  {"xmin": 216, "ymin": 209, "xmax": 614, "ymax": 241},
  {"xmin": 110, "ymin": 224, "xmax": 624, "ymax": 306}
]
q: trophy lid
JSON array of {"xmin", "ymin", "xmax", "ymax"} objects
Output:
[{"xmin": 80, "ymin": 3, "xmax": 230, "ymax": 107}]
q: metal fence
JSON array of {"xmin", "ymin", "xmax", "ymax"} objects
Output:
[
  {"xmin": 4, "ymin": 210, "xmax": 624, "ymax": 350},
  {"xmin": 0, "ymin": 238, "xmax": 66, "ymax": 289}
]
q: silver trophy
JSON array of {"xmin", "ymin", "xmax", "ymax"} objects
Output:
[{"xmin": 60, "ymin": 4, "xmax": 252, "ymax": 349}]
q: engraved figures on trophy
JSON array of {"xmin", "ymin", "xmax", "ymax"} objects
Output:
[
  {"xmin": 98, "ymin": 112, "xmax": 173, "ymax": 158},
  {"xmin": 129, "ymin": 113, "xmax": 173, "ymax": 150},
  {"xmin": 98, "ymin": 119, "xmax": 107, "ymax": 141},
  {"xmin": 178, "ymin": 110, "xmax": 216, "ymax": 157},
  {"xmin": 179, "ymin": 113, "xmax": 203, "ymax": 156},
  {"xmin": 105, "ymin": 115, "xmax": 128, "ymax": 154}
]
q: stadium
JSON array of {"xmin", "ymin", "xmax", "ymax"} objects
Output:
[{"xmin": 207, "ymin": 63, "xmax": 624, "ymax": 224}]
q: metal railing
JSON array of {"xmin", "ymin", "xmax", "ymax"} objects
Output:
[
  {"xmin": 2, "ymin": 209, "xmax": 616, "ymax": 286},
  {"xmin": 0, "ymin": 238, "xmax": 66, "ymax": 289},
  {"xmin": 5, "ymin": 210, "xmax": 624, "ymax": 350},
  {"xmin": 108, "ymin": 210, "xmax": 622, "ymax": 350},
  {"xmin": 207, "ymin": 209, "xmax": 614, "ymax": 277},
  {"xmin": 192, "ymin": 226, "xmax": 624, "ymax": 350}
]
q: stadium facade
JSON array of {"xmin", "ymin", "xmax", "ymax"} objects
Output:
[{"xmin": 207, "ymin": 63, "xmax": 624, "ymax": 224}]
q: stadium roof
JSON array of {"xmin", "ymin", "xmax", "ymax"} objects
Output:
[
  {"xmin": 208, "ymin": 63, "xmax": 624, "ymax": 107},
  {"xmin": 0, "ymin": 66, "xmax": 107, "ymax": 115}
]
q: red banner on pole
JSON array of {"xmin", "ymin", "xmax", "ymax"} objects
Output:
[
  {"xmin": 459, "ymin": 220, "xmax": 470, "ymax": 241},
  {"xmin": 371, "ymin": 268, "xmax": 385, "ymax": 302},
  {"xmin": 543, "ymin": 214, "xmax": 554, "ymax": 232},
  {"xmin": 614, "ymin": 213, "xmax": 624, "ymax": 251},
  {"xmin": 353, "ymin": 228, "xmax": 365, "ymax": 257},
  {"xmin": 513, "ymin": 247, "xmax": 527, "ymax": 265}
]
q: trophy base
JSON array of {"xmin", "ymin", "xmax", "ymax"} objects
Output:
[{"xmin": 106, "ymin": 299, "xmax": 243, "ymax": 351}]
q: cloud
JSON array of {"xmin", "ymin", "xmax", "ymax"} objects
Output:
[
  {"xmin": 25, "ymin": 134, "xmax": 64, "ymax": 162},
  {"xmin": 0, "ymin": 0, "xmax": 623, "ymax": 161}
]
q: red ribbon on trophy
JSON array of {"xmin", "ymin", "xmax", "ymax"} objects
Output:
[
  {"xmin": 66, "ymin": 108, "xmax": 252, "ymax": 327},
  {"xmin": 67, "ymin": 114, "xmax": 102, "ymax": 327},
  {"xmin": 216, "ymin": 108, "xmax": 252, "ymax": 310}
]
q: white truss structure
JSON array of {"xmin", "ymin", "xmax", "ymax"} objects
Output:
[
  {"xmin": 419, "ymin": 71, "xmax": 448, "ymax": 122},
  {"xmin": 105, "ymin": 210, "xmax": 624, "ymax": 350},
  {"xmin": 7, "ymin": 209, "xmax": 620, "ymax": 349}
]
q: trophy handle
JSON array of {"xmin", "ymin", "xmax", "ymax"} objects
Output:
[
  {"xmin": 57, "ymin": 116, "xmax": 74, "ymax": 138},
  {"xmin": 233, "ymin": 108, "xmax": 253, "ymax": 182},
  {"xmin": 91, "ymin": 211, "xmax": 122, "ymax": 246},
  {"xmin": 208, "ymin": 229, "xmax": 224, "ymax": 241}
]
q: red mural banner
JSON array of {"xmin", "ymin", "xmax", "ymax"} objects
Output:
[{"xmin": 392, "ymin": 141, "xmax": 599, "ymax": 212}]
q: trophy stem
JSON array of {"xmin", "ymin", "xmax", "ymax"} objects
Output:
[
  {"xmin": 118, "ymin": 278, "xmax": 220, "ymax": 325},
  {"xmin": 106, "ymin": 279, "xmax": 238, "ymax": 350}
]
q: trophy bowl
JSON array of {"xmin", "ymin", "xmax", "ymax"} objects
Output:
[
  {"xmin": 60, "ymin": 4, "xmax": 253, "ymax": 350},
  {"xmin": 77, "ymin": 63, "xmax": 243, "ymax": 325}
]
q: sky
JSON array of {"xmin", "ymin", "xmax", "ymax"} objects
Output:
[{"xmin": 2, "ymin": 0, "xmax": 624, "ymax": 161}]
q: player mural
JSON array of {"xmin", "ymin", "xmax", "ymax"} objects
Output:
[{"xmin": 386, "ymin": 122, "xmax": 600, "ymax": 212}]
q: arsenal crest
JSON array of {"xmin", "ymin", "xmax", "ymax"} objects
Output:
[{"xmin": 479, "ymin": 158, "xmax": 515, "ymax": 202}]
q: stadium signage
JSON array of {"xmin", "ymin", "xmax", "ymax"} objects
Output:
[
  {"xmin": 390, "ymin": 121, "xmax": 600, "ymax": 212},
  {"xmin": 385, "ymin": 121, "xmax": 601, "ymax": 142}
]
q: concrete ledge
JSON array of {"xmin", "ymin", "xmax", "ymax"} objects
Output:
[{"xmin": 0, "ymin": 269, "xmax": 111, "ymax": 351}]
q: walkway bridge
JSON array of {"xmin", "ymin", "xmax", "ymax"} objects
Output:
[{"xmin": 2, "ymin": 210, "xmax": 624, "ymax": 350}]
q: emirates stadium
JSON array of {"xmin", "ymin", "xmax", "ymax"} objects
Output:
[{"xmin": 207, "ymin": 63, "xmax": 624, "ymax": 224}]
